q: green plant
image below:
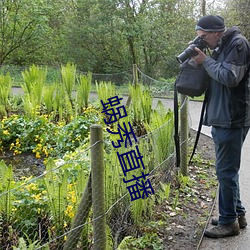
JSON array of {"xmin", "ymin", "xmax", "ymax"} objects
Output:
[
  {"xmin": 0, "ymin": 73, "xmax": 12, "ymax": 117},
  {"xmin": 145, "ymin": 100, "xmax": 174, "ymax": 164},
  {"xmin": 96, "ymin": 81, "xmax": 116, "ymax": 105},
  {"xmin": 76, "ymin": 72, "xmax": 92, "ymax": 111},
  {"xmin": 21, "ymin": 65, "xmax": 47, "ymax": 118},
  {"xmin": 60, "ymin": 62, "xmax": 76, "ymax": 102},
  {"xmin": 178, "ymin": 173, "xmax": 191, "ymax": 189},
  {"xmin": 43, "ymin": 159, "xmax": 68, "ymax": 221},
  {"xmin": 43, "ymin": 84, "xmax": 56, "ymax": 114},
  {"xmin": 158, "ymin": 182, "xmax": 171, "ymax": 204},
  {"xmin": 172, "ymin": 190, "xmax": 180, "ymax": 210},
  {"xmin": 0, "ymin": 161, "xmax": 15, "ymax": 222},
  {"xmin": 117, "ymin": 233, "xmax": 163, "ymax": 250},
  {"xmin": 51, "ymin": 81, "xmax": 74, "ymax": 122},
  {"xmin": 129, "ymin": 83, "xmax": 152, "ymax": 124},
  {"xmin": 13, "ymin": 233, "xmax": 48, "ymax": 250},
  {"xmin": 12, "ymin": 177, "xmax": 49, "ymax": 241}
]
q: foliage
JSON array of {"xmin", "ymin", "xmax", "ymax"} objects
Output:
[
  {"xmin": 12, "ymin": 176, "xmax": 49, "ymax": 241},
  {"xmin": 117, "ymin": 233, "xmax": 163, "ymax": 250},
  {"xmin": 0, "ymin": 109, "xmax": 100, "ymax": 158},
  {"xmin": 0, "ymin": 0, "xmax": 237, "ymax": 78},
  {"xmin": 145, "ymin": 100, "xmax": 175, "ymax": 164},
  {"xmin": 61, "ymin": 63, "xmax": 76, "ymax": 101},
  {"xmin": 76, "ymin": 72, "xmax": 92, "ymax": 110},
  {"xmin": 0, "ymin": 0, "xmax": 52, "ymax": 65},
  {"xmin": 129, "ymin": 83, "xmax": 153, "ymax": 125},
  {"xmin": 0, "ymin": 73, "xmax": 12, "ymax": 117},
  {"xmin": 13, "ymin": 235, "xmax": 46, "ymax": 250},
  {"xmin": 0, "ymin": 161, "xmax": 15, "ymax": 222},
  {"xmin": 0, "ymin": 77, "xmax": 178, "ymax": 248},
  {"xmin": 96, "ymin": 81, "xmax": 116, "ymax": 105},
  {"xmin": 220, "ymin": 0, "xmax": 250, "ymax": 40},
  {"xmin": 0, "ymin": 154, "xmax": 91, "ymax": 248},
  {"xmin": 21, "ymin": 65, "xmax": 47, "ymax": 118}
]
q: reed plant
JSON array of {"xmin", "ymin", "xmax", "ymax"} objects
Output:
[
  {"xmin": 96, "ymin": 81, "xmax": 116, "ymax": 105},
  {"xmin": 145, "ymin": 100, "xmax": 174, "ymax": 164},
  {"xmin": 60, "ymin": 63, "xmax": 76, "ymax": 102},
  {"xmin": 0, "ymin": 161, "xmax": 14, "ymax": 223},
  {"xmin": 43, "ymin": 159, "xmax": 69, "ymax": 239},
  {"xmin": 52, "ymin": 82, "xmax": 73, "ymax": 122},
  {"xmin": 76, "ymin": 72, "xmax": 92, "ymax": 112},
  {"xmin": 43, "ymin": 84, "xmax": 55, "ymax": 114},
  {"xmin": 21, "ymin": 65, "xmax": 47, "ymax": 118},
  {"xmin": 0, "ymin": 73, "xmax": 12, "ymax": 116},
  {"xmin": 129, "ymin": 84, "xmax": 152, "ymax": 124}
]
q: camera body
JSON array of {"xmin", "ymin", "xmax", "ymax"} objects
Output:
[{"xmin": 176, "ymin": 36, "xmax": 208, "ymax": 64}]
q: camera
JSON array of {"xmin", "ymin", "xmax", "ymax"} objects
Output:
[{"xmin": 176, "ymin": 36, "xmax": 208, "ymax": 64}]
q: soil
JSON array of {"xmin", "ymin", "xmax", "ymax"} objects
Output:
[{"xmin": 0, "ymin": 152, "xmax": 45, "ymax": 180}]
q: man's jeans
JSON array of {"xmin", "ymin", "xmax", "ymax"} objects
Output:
[{"xmin": 211, "ymin": 126, "xmax": 249, "ymax": 225}]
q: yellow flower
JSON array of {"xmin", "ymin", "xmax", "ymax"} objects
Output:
[
  {"xmin": 26, "ymin": 183, "xmax": 37, "ymax": 191},
  {"xmin": 71, "ymin": 195, "xmax": 76, "ymax": 204},
  {"xmin": 12, "ymin": 207, "xmax": 17, "ymax": 212},
  {"xmin": 43, "ymin": 147, "xmax": 49, "ymax": 157},
  {"xmin": 65, "ymin": 205, "xmax": 74, "ymax": 218},
  {"xmin": 14, "ymin": 149, "xmax": 22, "ymax": 155},
  {"xmin": 36, "ymin": 152, "xmax": 41, "ymax": 159},
  {"xmin": 32, "ymin": 193, "xmax": 42, "ymax": 201},
  {"xmin": 3, "ymin": 130, "xmax": 9, "ymax": 135}
]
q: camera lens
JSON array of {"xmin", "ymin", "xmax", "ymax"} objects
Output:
[
  {"xmin": 176, "ymin": 37, "xmax": 208, "ymax": 63},
  {"xmin": 176, "ymin": 45, "xmax": 198, "ymax": 63}
]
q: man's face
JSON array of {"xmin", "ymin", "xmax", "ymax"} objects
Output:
[{"xmin": 196, "ymin": 30, "xmax": 222, "ymax": 49}]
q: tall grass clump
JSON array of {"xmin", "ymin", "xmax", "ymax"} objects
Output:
[
  {"xmin": 0, "ymin": 73, "xmax": 12, "ymax": 117},
  {"xmin": 129, "ymin": 84, "xmax": 152, "ymax": 124},
  {"xmin": 76, "ymin": 72, "xmax": 92, "ymax": 112},
  {"xmin": 21, "ymin": 65, "xmax": 47, "ymax": 118},
  {"xmin": 60, "ymin": 63, "xmax": 76, "ymax": 103},
  {"xmin": 145, "ymin": 100, "xmax": 174, "ymax": 164},
  {"xmin": 0, "ymin": 161, "xmax": 14, "ymax": 222},
  {"xmin": 43, "ymin": 84, "xmax": 56, "ymax": 114},
  {"xmin": 96, "ymin": 81, "xmax": 116, "ymax": 104}
]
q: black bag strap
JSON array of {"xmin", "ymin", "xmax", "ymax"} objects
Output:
[
  {"xmin": 174, "ymin": 82, "xmax": 208, "ymax": 168},
  {"xmin": 189, "ymin": 91, "xmax": 208, "ymax": 164},
  {"xmin": 174, "ymin": 81, "xmax": 180, "ymax": 168}
]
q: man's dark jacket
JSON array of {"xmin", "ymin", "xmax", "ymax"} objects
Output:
[{"xmin": 203, "ymin": 26, "xmax": 250, "ymax": 128}]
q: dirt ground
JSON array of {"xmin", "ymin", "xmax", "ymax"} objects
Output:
[{"xmin": 159, "ymin": 130, "xmax": 217, "ymax": 250}]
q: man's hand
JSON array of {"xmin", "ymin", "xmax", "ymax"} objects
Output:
[{"xmin": 192, "ymin": 47, "xmax": 207, "ymax": 64}]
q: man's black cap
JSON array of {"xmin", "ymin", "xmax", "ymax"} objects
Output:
[{"xmin": 195, "ymin": 15, "xmax": 225, "ymax": 32}]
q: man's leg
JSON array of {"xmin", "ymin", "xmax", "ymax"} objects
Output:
[
  {"xmin": 204, "ymin": 126, "xmax": 249, "ymax": 238},
  {"xmin": 212, "ymin": 127, "xmax": 248, "ymax": 224}
]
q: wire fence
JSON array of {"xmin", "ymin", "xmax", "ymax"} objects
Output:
[{"xmin": 0, "ymin": 66, "xmax": 190, "ymax": 249}]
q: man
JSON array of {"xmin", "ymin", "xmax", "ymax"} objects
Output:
[{"xmin": 192, "ymin": 15, "xmax": 250, "ymax": 238}]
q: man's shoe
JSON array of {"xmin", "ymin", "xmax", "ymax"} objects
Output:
[
  {"xmin": 204, "ymin": 222, "xmax": 240, "ymax": 238},
  {"xmin": 211, "ymin": 214, "xmax": 247, "ymax": 229}
]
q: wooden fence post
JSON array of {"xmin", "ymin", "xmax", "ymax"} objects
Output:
[
  {"xmin": 133, "ymin": 63, "xmax": 138, "ymax": 86},
  {"xmin": 91, "ymin": 124, "xmax": 106, "ymax": 250},
  {"xmin": 126, "ymin": 64, "xmax": 138, "ymax": 108}
]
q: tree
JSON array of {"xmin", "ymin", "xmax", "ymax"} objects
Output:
[
  {"xmin": 220, "ymin": 0, "xmax": 250, "ymax": 39},
  {"xmin": 0, "ymin": 0, "xmax": 49, "ymax": 65}
]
